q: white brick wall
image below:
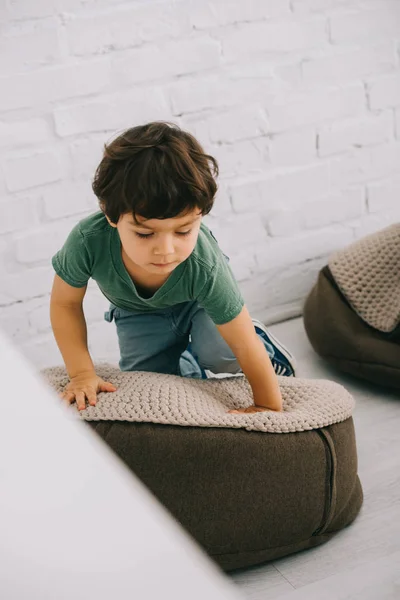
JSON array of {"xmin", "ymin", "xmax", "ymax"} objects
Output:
[{"xmin": 1, "ymin": 0, "xmax": 400, "ymax": 369}]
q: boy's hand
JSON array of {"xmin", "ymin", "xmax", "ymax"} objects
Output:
[
  {"xmin": 228, "ymin": 404, "xmax": 282, "ymax": 414},
  {"xmin": 60, "ymin": 371, "xmax": 117, "ymax": 411}
]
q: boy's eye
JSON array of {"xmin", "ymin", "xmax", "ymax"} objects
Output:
[{"xmin": 135, "ymin": 230, "xmax": 192, "ymax": 239}]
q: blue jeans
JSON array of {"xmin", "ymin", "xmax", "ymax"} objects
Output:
[{"xmin": 104, "ymin": 299, "xmax": 274, "ymax": 378}]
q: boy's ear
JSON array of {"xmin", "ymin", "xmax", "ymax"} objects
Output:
[
  {"xmin": 99, "ymin": 203, "xmax": 118, "ymax": 228},
  {"xmin": 104, "ymin": 214, "xmax": 118, "ymax": 228}
]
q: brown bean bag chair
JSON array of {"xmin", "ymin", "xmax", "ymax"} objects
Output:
[
  {"xmin": 43, "ymin": 366, "xmax": 363, "ymax": 571},
  {"xmin": 304, "ymin": 224, "xmax": 400, "ymax": 389}
]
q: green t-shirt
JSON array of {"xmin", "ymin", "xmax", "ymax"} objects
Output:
[{"xmin": 52, "ymin": 211, "xmax": 244, "ymax": 325}]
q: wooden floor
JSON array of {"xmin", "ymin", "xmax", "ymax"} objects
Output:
[{"xmin": 229, "ymin": 317, "xmax": 400, "ymax": 600}]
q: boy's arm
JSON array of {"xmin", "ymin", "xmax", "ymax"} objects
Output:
[
  {"xmin": 216, "ymin": 305, "xmax": 283, "ymax": 413},
  {"xmin": 50, "ymin": 274, "xmax": 95, "ymax": 378},
  {"xmin": 50, "ymin": 274, "xmax": 117, "ymax": 410}
]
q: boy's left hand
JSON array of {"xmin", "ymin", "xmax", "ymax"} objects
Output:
[{"xmin": 228, "ymin": 405, "xmax": 279, "ymax": 414}]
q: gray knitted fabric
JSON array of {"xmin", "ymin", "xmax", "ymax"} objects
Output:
[
  {"xmin": 42, "ymin": 364, "xmax": 354, "ymax": 434},
  {"xmin": 329, "ymin": 223, "xmax": 400, "ymax": 333}
]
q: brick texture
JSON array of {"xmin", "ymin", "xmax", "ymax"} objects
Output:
[{"xmin": 0, "ymin": 0, "xmax": 399, "ymax": 367}]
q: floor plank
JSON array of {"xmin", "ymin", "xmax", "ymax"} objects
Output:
[
  {"xmin": 231, "ymin": 564, "xmax": 294, "ymax": 599},
  {"xmin": 273, "ymin": 551, "xmax": 400, "ymax": 600}
]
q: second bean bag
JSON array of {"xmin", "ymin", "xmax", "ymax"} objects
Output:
[{"xmin": 304, "ymin": 223, "xmax": 400, "ymax": 389}]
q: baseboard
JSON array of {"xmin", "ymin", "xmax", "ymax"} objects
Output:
[{"xmin": 255, "ymin": 301, "xmax": 303, "ymax": 326}]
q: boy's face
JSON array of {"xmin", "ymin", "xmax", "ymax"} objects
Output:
[{"xmin": 107, "ymin": 207, "xmax": 203, "ymax": 276}]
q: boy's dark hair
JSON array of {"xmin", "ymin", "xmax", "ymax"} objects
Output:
[{"xmin": 92, "ymin": 121, "xmax": 219, "ymax": 223}]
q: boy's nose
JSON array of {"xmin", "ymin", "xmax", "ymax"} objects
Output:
[{"xmin": 154, "ymin": 240, "xmax": 175, "ymax": 257}]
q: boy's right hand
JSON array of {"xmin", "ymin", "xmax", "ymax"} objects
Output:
[{"xmin": 60, "ymin": 371, "xmax": 117, "ymax": 411}]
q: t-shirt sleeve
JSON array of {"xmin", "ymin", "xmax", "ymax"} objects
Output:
[
  {"xmin": 52, "ymin": 223, "xmax": 92, "ymax": 287},
  {"xmin": 197, "ymin": 257, "xmax": 245, "ymax": 325}
]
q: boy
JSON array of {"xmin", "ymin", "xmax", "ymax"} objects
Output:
[{"xmin": 50, "ymin": 122, "xmax": 296, "ymax": 415}]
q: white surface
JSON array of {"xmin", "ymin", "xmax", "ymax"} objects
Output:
[{"xmin": 0, "ymin": 329, "xmax": 242, "ymax": 600}]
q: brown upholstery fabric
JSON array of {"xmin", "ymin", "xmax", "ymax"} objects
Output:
[
  {"xmin": 87, "ymin": 416, "xmax": 362, "ymax": 571},
  {"xmin": 304, "ymin": 267, "xmax": 400, "ymax": 389}
]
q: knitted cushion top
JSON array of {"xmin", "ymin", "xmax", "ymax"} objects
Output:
[
  {"xmin": 328, "ymin": 223, "xmax": 400, "ymax": 333},
  {"xmin": 42, "ymin": 364, "xmax": 354, "ymax": 434}
]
